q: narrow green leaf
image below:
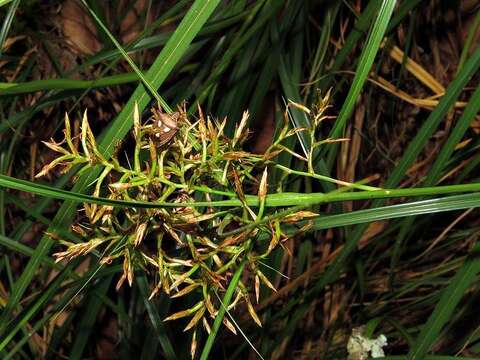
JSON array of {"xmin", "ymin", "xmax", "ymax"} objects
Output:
[
  {"xmin": 137, "ymin": 275, "xmax": 176, "ymax": 360},
  {"xmin": 70, "ymin": 277, "xmax": 112, "ymax": 360},
  {"xmin": 407, "ymin": 241, "xmax": 480, "ymax": 354},
  {"xmin": 0, "ymin": 73, "xmax": 139, "ymax": 96},
  {"xmin": 306, "ymin": 193, "xmax": 480, "ymax": 233},
  {"xmin": 0, "ymin": 0, "xmax": 19, "ymax": 58},
  {"xmin": 0, "ymin": 234, "xmax": 57, "ymax": 268},
  {"xmin": 320, "ymin": 0, "xmax": 422, "ymax": 91},
  {"xmin": 324, "ymin": 0, "xmax": 397, "ymax": 169},
  {"xmin": 79, "ymin": 0, "xmax": 169, "ymax": 111},
  {"xmin": 319, "ymin": 0, "xmax": 381, "ymax": 91},
  {"xmin": 3, "ymin": 173, "xmax": 480, "ymax": 209},
  {"xmin": 457, "ymin": 10, "xmax": 480, "ymax": 73},
  {"xmin": 200, "ymin": 260, "xmax": 246, "ymax": 360},
  {"xmin": 425, "ymin": 82, "xmax": 480, "ymax": 187},
  {"xmin": 0, "ymin": 0, "xmax": 14, "ymax": 7},
  {"xmin": 390, "ymin": 72, "xmax": 480, "ymax": 271},
  {"xmin": 0, "ymin": 263, "xmax": 75, "ymax": 351}
]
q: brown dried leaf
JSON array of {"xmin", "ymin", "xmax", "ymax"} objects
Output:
[
  {"xmin": 148, "ymin": 284, "xmax": 162, "ymax": 300},
  {"xmin": 133, "ymin": 102, "xmax": 141, "ymax": 140},
  {"xmin": 171, "ymin": 283, "xmax": 201, "ymax": 298},
  {"xmin": 205, "ymin": 294, "xmax": 216, "ymax": 317},
  {"xmin": 190, "ymin": 329, "xmax": 197, "ymax": 359},
  {"xmin": 164, "ymin": 309, "xmax": 192, "ymax": 322},
  {"xmin": 246, "ymin": 298, "xmax": 262, "ymax": 327},
  {"xmin": 223, "ymin": 318, "xmax": 237, "ymax": 334},
  {"xmin": 202, "ymin": 317, "xmax": 211, "ymax": 334},
  {"xmin": 115, "ymin": 274, "xmax": 126, "ymax": 291},
  {"xmin": 164, "ymin": 224, "xmax": 183, "ymax": 245},
  {"xmin": 288, "ymin": 100, "xmax": 311, "ymax": 114},
  {"xmin": 53, "ymin": 239, "xmax": 103, "ymax": 263},
  {"xmin": 258, "ymin": 167, "xmax": 268, "ymax": 201},
  {"xmin": 220, "ymin": 231, "xmax": 250, "ymax": 248},
  {"xmin": 262, "ymin": 149, "xmax": 283, "ymax": 161},
  {"xmin": 169, "ymin": 270, "xmax": 194, "ymax": 291},
  {"xmin": 283, "ymin": 211, "xmax": 319, "ymax": 223},
  {"xmin": 223, "ymin": 151, "xmax": 255, "ymax": 160},
  {"xmin": 134, "ymin": 222, "xmax": 148, "ymax": 247},
  {"xmin": 60, "ymin": 0, "xmax": 102, "ymax": 55},
  {"xmin": 164, "ymin": 301, "xmax": 203, "ymax": 322},
  {"xmin": 41, "ymin": 139, "xmax": 69, "ymax": 155},
  {"xmin": 233, "ymin": 111, "xmax": 249, "ymax": 146},
  {"xmin": 183, "ymin": 306, "xmax": 205, "ymax": 332},
  {"xmin": 108, "ymin": 182, "xmax": 133, "ymax": 191},
  {"xmin": 257, "ymin": 270, "xmax": 277, "ymax": 292}
]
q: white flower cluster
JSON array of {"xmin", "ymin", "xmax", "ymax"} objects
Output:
[{"xmin": 347, "ymin": 326, "xmax": 388, "ymax": 360}]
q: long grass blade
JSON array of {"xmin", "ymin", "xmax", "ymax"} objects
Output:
[
  {"xmin": 0, "ymin": 73, "xmax": 139, "ymax": 96},
  {"xmin": 3, "ymin": 173, "xmax": 480, "ymax": 209},
  {"xmin": 69, "ymin": 277, "xmax": 112, "ymax": 360},
  {"xmin": 137, "ymin": 275, "xmax": 176, "ymax": 360},
  {"xmin": 324, "ymin": 0, "xmax": 397, "ymax": 168},
  {"xmin": 407, "ymin": 240, "xmax": 480, "ymax": 359},
  {"xmin": 0, "ymin": 0, "xmax": 19, "ymax": 58},
  {"xmin": 200, "ymin": 260, "xmax": 246, "ymax": 360}
]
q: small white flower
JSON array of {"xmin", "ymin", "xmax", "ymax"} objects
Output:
[{"xmin": 347, "ymin": 326, "xmax": 387, "ymax": 360}]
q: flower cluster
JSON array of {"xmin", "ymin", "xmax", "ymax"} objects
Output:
[{"xmin": 38, "ymin": 97, "xmax": 332, "ymax": 351}]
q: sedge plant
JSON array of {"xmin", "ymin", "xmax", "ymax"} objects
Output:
[{"xmin": 35, "ymin": 95, "xmax": 349, "ymax": 356}]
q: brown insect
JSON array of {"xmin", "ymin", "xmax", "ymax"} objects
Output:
[{"xmin": 150, "ymin": 108, "xmax": 180, "ymax": 146}]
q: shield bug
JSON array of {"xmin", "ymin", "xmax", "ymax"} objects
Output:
[{"xmin": 150, "ymin": 108, "xmax": 180, "ymax": 146}]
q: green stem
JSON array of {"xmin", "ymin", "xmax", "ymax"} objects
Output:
[
  {"xmin": 274, "ymin": 164, "xmax": 380, "ymax": 191},
  {"xmin": 3, "ymin": 174, "xmax": 480, "ymax": 208},
  {"xmin": 0, "ymin": 73, "xmax": 139, "ymax": 96},
  {"xmin": 200, "ymin": 259, "xmax": 246, "ymax": 360},
  {"xmin": 457, "ymin": 9, "xmax": 480, "ymax": 74}
]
